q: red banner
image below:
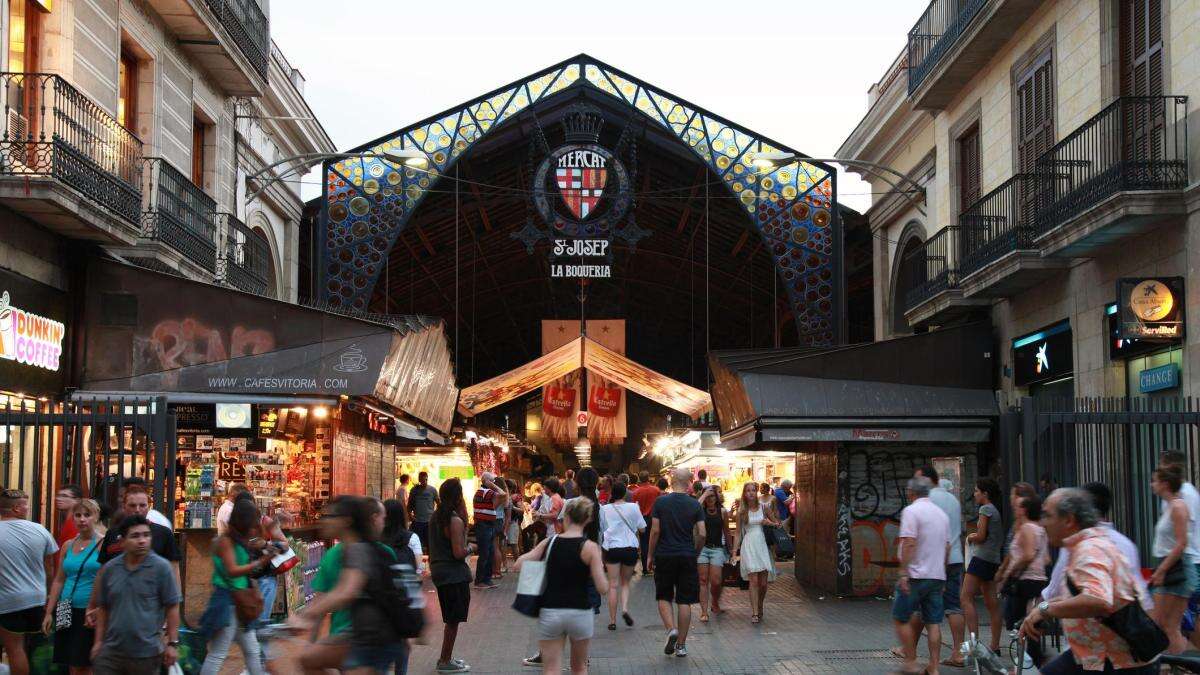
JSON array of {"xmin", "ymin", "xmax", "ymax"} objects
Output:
[
  {"xmin": 542, "ymin": 385, "xmax": 576, "ymax": 418},
  {"xmin": 589, "ymin": 384, "xmax": 620, "ymax": 418}
]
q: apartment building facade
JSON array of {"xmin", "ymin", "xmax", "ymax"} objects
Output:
[{"xmin": 841, "ymin": 0, "xmax": 1198, "ymax": 407}]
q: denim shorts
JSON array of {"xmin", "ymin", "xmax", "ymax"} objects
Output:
[
  {"xmin": 943, "ymin": 563, "xmax": 964, "ymax": 615},
  {"xmin": 343, "ymin": 642, "xmax": 407, "ymax": 672},
  {"xmin": 697, "ymin": 546, "xmax": 727, "ymax": 567},
  {"xmin": 1151, "ymin": 557, "xmax": 1199, "ymax": 598},
  {"xmin": 892, "ymin": 578, "xmax": 945, "ymax": 624}
]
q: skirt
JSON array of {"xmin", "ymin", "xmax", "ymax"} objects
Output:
[
  {"xmin": 739, "ymin": 526, "xmax": 777, "ymax": 581},
  {"xmin": 53, "ymin": 608, "xmax": 95, "ymax": 667}
]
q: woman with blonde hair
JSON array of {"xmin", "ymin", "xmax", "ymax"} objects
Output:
[
  {"xmin": 516, "ymin": 496, "xmax": 608, "ymax": 674},
  {"xmin": 733, "ymin": 482, "xmax": 781, "ymax": 624},
  {"xmin": 43, "ymin": 498, "xmax": 103, "ymax": 675}
]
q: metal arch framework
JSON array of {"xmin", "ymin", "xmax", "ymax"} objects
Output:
[{"xmin": 320, "ymin": 54, "xmax": 842, "ymax": 346}]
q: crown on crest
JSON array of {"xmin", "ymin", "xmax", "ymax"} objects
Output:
[{"xmin": 562, "ymin": 104, "xmax": 604, "ymax": 144}]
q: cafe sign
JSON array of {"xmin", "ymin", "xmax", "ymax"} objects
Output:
[
  {"xmin": 0, "ymin": 290, "xmax": 65, "ymax": 372},
  {"xmin": 1117, "ymin": 277, "xmax": 1185, "ymax": 341}
]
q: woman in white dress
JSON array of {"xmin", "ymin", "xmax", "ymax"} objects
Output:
[{"xmin": 732, "ymin": 481, "xmax": 781, "ymax": 624}]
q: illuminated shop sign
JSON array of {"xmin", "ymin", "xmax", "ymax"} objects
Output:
[
  {"xmin": 1107, "ymin": 303, "xmax": 1181, "ymax": 360},
  {"xmin": 1117, "ymin": 277, "xmax": 1185, "ymax": 341},
  {"xmin": 0, "ymin": 290, "xmax": 65, "ymax": 372},
  {"xmin": 1012, "ymin": 320, "xmax": 1072, "ymax": 387}
]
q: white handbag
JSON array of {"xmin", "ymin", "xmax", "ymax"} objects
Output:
[{"xmin": 512, "ymin": 536, "xmax": 557, "ymax": 617}]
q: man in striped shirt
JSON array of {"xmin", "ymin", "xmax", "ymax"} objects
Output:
[{"xmin": 472, "ymin": 473, "xmax": 507, "ymax": 589}]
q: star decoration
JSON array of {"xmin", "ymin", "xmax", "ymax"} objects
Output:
[{"xmin": 510, "ymin": 217, "xmax": 545, "ymax": 254}]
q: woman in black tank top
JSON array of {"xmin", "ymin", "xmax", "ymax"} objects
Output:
[{"xmin": 515, "ymin": 495, "xmax": 609, "ymax": 674}]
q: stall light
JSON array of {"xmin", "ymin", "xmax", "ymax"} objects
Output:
[
  {"xmin": 464, "ymin": 430, "xmax": 478, "ymax": 440},
  {"xmin": 292, "ymin": 406, "xmax": 308, "ymax": 415},
  {"xmin": 312, "ymin": 406, "xmax": 330, "ymax": 420}
]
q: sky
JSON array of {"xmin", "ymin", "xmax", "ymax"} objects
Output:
[{"xmin": 272, "ymin": 0, "xmax": 930, "ymax": 212}]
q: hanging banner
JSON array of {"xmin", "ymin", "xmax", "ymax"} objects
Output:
[
  {"xmin": 541, "ymin": 320, "xmax": 627, "ymax": 447},
  {"xmin": 541, "ymin": 371, "xmax": 580, "ymax": 444}
]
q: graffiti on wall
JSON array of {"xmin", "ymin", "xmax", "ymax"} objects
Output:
[
  {"xmin": 137, "ymin": 319, "xmax": 277, "ymax": 372},
  {"xmin": 844, "ymin": 448, "xmax": 976, "ymax": 597}
]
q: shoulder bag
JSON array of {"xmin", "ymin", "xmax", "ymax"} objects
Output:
[
  {"xmin": 226, "ymin": 543, "xmax": 264, "ymax": 624},
  {"xmin": 55, "ymin": 537, "xmax": 99, "ymax": 630},
  {"xmin": 512, "ymin": 536, "xmax": 557, "ymax": 618},
  {"xmin": 1065, "ymin": 556, "xmax": 1167, "ymax": 663}
]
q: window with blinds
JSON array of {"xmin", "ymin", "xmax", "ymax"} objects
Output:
[
  {"xmin": 1120, "ymin": 0, "xmax": 1165, "ymax": 162},
  {"xmin": 1015, "ymin": 52, "xmax": 1054, "ymax": 174},
  {"xmin": 958, "ymin": 125, "xmax": 981, "ymax": 212}
]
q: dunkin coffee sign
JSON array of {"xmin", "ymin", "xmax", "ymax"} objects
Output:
[{"xmin": 0, "ymin": 290, "xmax": 65, "ymax": 372}]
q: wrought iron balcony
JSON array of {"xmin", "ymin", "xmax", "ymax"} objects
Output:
[
  {"xmin": 141, "ymin": 158, "xmax": 217, "ymax": 273},
  {"xmin": 0, "ymin": 72, "xmax": 143, "ymax": 224},
  {"xmin": 906, "ymin": 0, "xmax": 986, "ymax": 95},
  {"xmin": 958, "ymin": 173, "xmax": 1049, "ymax": 278},
  {"xmin": 903, "ymin": 225, "xmax": 962, "ymax": 310},
  {"xmin": 1034, "ymin": 95, "xmax": 1188, "ymax": 239},
  {"xmin": 205, "ymin": 0, "xmax": 269, "ymax": 79},
  {"xmin": 218, "ymin": 212, "xmax": 271, "ymax": 296}
]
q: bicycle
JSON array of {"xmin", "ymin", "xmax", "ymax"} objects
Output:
[{"xmin": 959, "ymin": 630, "xmax": 1034, "ymax": 675}]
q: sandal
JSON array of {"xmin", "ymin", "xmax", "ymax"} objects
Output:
[
  {"xmin": 751, "ymin": 614, "xmax": 761, "ymax": 624},
  {"xmin": 699, "ymin": 613, "xmax": 709, "ymax": 622},
  {"xmin": 607, "ymin": 623, "xmax": 616, "ymax": 631},
  {"xmin": 622, "ymin": 611, "xmax": 633, "ymax": 627},
  {"xmin": 940, "ymin": 658, "xmax": 965, "ymax": 667}
]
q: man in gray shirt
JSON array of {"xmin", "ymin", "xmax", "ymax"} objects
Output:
[
  {"xmin": 91, "ymin": 516, "xmax": 180, "ymax": 675},
  {"xmin": 407, "ymin": 471, "xmax": 440, "ymax": 550},
  {"xmin": 0, "ymin": 488, "xmax": 58, "ymax": 675}
]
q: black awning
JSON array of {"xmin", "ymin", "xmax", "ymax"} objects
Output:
[
  {"xmin": 709, "ymin": 322, "xmax": 998, "ymax": 448},
  {"xmin": 80, "ymin": 258, "xmax": 458, "ymax": 433}
]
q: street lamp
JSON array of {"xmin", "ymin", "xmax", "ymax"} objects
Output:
[
  {"xmin": 746, "ymin": 151, "xmax": 927, "ymax": 216},
  {"xmin": 243, "ymin": 148, "xmax": 429, "ymax": 205}
]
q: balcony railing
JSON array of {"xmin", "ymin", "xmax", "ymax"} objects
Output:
[
  {"xmin": 206, "ymin": 0, "xmax": 269, "ymax": 78},
  {"xmin": 903, "ymin": 225, "xmax": 962, "ymax": 309},
  {"xmin": 141, "ymin": 158, "xmax": 217, "ymax": 272},
  {"xmin": 218, "ymin": 212, "xmax": 270, "ymax": 296},
  {"xmin": 958, "ymin": 173, "xmax": 1048, "ymax": 278},
  {"xmin": 0, "ymin": 73, "xmax": 143, "ymax": 223},
  {"xmin": 1034, "ymin": 95, "xmax": 1188, "ymax": 237},
  {"xmin": 907, "ymin": 0, "xmax": 987, "ymax": 94}
]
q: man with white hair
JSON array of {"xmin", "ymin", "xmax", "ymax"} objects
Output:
[
  {"xmin": 471, "ymin": 472, "xmax": 507, "ymax": 590},
  {"xmin": 893, "ymin": 476, "xmax": 950, "ymax": 675}
]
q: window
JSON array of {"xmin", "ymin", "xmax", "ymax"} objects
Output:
[
  {"xmin": 957, "ymin": 124, "xmax": 981, "ymax": 211},
  {"xmin": 118, "ymin": 49, "xmax": 138, "ymax": 129},
  {"xmin": 1015, "ymin": 51, "xmax": 1054, "ymax": 173},
  {"xmin": 1120, "ymin": 0, "xmax": 1164, "ymax": 97},
  {"xmin": 7, "ymin": 0, "xmax": 43, "ymax": 74},
  {"xmin": 192, "ymin": 116, "xmax": 207, "ymax": 186}
]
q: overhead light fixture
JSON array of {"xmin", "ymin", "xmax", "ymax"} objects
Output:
[
  {"xmin": 380, "ymin": 149, "xmax": 429, "ymax": 167},
  {"xmin": 311, "ymin": 406, "xmax": 329, "ymax": 419},
  {"xmin": 749, "ymin": 151, "xmax": 796, "ymax": 169}
]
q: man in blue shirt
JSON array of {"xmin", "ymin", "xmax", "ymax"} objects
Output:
[{"xmin": 773, "ymin": 479, "xmax": 793, "ymax": 529}]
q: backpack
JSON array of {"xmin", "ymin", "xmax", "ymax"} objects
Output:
[{"xmin": 351, "ymin": 542, "xmax": 426, "ymax": 642}]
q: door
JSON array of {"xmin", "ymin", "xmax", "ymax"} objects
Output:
[{"xmin": 1119, "ymin": 0, "xmax": 1165, "ymax": 162}]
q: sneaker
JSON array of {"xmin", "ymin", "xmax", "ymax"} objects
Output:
[
  {"xmin": 523, "ymin": 654, "xmax": 542, "ymax": 667},
  {"xmin": 436, "ymin": 660, "xmax": 470, "ymax": 673},
  {"xmin": 664, "ymin": 629, "xmax": 678, "ymax": 655},
  {"xmin": 675, "ymin": 644, "xmax": 688, "ymax": 658}
]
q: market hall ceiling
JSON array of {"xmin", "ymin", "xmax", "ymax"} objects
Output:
[{"xmin": 320, "ymin": 54, "xmax": 840, "ymax": 386}]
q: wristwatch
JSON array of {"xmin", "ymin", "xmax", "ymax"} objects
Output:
[
  {"xmin": 167, "ymin": 640, "xmax": 180, "ymax": 647},
  {"xmin": 1036, "ymin": 600, "xmax": 1052, "ymax": 618}
]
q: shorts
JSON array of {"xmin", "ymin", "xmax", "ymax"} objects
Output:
[
  {"xmin": 697, "ymin": 546, "xmax": 728, "ymax": 567},
  {"xmin": 654, "ymin": 555, "xmax": 700, "ymax": 605},
  {"xmin": 1152, "ymin": 557, "xmax": 1199, "ymax": 598},
  {"xmin": 942, "ymin": 563, "xmax": 964, "ymax": 615},
  {"xmin": 967, "ymin": 557, "xmax": 1000, "ymax": 581},
  {"xmin": 436, "ymin": 580, "xmax": 471, "ymax": 624},
  {"xmin": 537, "ymin": 607, "xmax": 594, "ymax": 641},
  {"xmin": 0, "ymin": 605, "xmax": 43, "ymax": 634},
  {"xmin": 892, "ymin": 578, "xmax": 945, "ymax": 624},
  {"xmin": 411, "ymin": 521, "xmax": 430, "ymax": 550},
  {"xmin": 92, "ymin": 649, "xmax": 162, "ymax": 675},
  {"xmin": 603, "ymin": 546, "xmax": 639, "ymax": 567},
  {"xmin": 343, "ymin": 642, "xmax": 407, "ymax": 672}
]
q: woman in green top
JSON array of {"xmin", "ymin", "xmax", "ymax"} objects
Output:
[{"xmin": 199, "ymin": 497, "xmax": 272, "ymax": 675}]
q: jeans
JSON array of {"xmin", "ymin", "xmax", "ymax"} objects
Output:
[
  {"xmin": 255, "ymin": 575, "xmax": 278, "ymax": 667},
  {"xmin": 200, "ymin": 621, "xmax": 265, "ymax": 675},
  {"xmin": 474, "ymin": 520, "xmax": 496, "ymax": 585},
  {"xmin": 639, "ymin": 525, "xmax": 651, "ymax": 572},
  {"xmin": 395, "ymin": 641, "xmax": 409, "ymax": 675}
]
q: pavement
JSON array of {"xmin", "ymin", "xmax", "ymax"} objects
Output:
[{"xmin": 215, "ymin": 559, "xmax": 1006, "ymax": 675}]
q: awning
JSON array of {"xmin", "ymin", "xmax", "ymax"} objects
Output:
[
  {"xmin": 709, "ymin": 322, "xmax": 998, "ymax": 449},
  {"xmin": 80, "ymin": 258, "xmax": 459, "ymax": 433},
  {"xmin": 458, "ymin": 336, "xmax": 711, "ymax": 418}
]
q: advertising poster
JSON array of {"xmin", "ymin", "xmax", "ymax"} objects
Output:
[{"xmin": 541, "ymin": 320, "xmax": 626, "ymax": 446}]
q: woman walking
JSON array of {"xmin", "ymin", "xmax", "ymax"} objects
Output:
[
  {"xmin": 515, "ymin": 498, "xmax": 609, "ymax": 675},
  {"xmin": 599, "ymin": 482, "xmax": 644, "ymax": 630},
  {"xmin": 1151, "ymin": 464, "xmax": 1196, "ymax": 654},
  {"xmin": 697, "ymin": 486, "xmax": 731, "ymax": 622},
  {"xmin": 733, "ymin": 481, "xmax": 780, "ymax": 624},
  {"xmin": 994, "ymin": 492, "xmax": 1049, "ymax": 666},
  {"xmin": 43, "ymin": 498, "xmax": 102, "ymax": 675},
  {"xmin": 504, "ymin": 479, "xmax": 523, "ymax": 571},
  {"xmin": 961, "ymin": 477, "xmax": 1005, "ymax": 654},
  {"xmin": 429, "ymin": 479, "xmax": 475, "ymax": 673},
  {"xmin": 53, "ymin": 485, "xmax": 84, "ymax": 546},
  {"xmin": 758, "ymin": 482, "xmax": 778, "ymax": 559},
  {"xmin": 199, "ymin": 498, "xmax": 271, "ymax": 675}
]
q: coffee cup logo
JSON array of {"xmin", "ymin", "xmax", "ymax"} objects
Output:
[
  {"xmin": 0, "ymin": 291, "xmax": 13, "ymax": 360},
  {"xmin": 334, "ymin": 344, "xmax": 369, "ymax": 373},
  {"xmin": 0, "ymin": 290, "xmax": 65, "ymax": 371}
]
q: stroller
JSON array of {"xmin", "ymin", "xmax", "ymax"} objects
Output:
[{"xmin": 959, "ymin": 631, "xmax": 1034, "ymax": 674}]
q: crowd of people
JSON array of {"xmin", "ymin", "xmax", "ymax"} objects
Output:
[{"xmin": 890, "ymin": 452, "xmax": 1200, "ymax": 675}]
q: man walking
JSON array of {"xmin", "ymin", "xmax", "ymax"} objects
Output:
[
  {"xmin": 902, "ymin": 465, "xmax": 966, "ymax": 667},
  {"xmin": 562, "ymin": 469, "xmax": 578, "ymax": 499},
  {"xmin": 634, "ymin": 471, "xmax": 661, "ymax": 574},
  {"xmin": 893, "ymin": 476, "xmax": 950, "ymax": 675},
  {"xmin": 0, "ymin": 488, "xmax": 58, "ymax": 675},
  {"xmin": 471, "ymin": 472, "xmax": 507, "ymax": 589},
  {"xmin": 408, "ymin": 471, "xmax": 439, "ymax": 551},
  {"xmin": 91, "ymin": 516, "xmax": 181, "ymax": 675},
  {"xmin": 647, "ymin": 467, "xmax": 706, "ymax": 658}
]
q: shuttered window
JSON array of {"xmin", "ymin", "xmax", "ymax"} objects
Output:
[
  {"xmin": 1015, "ymin": 52, "xmax": 1055, "ymax": 173},
  {"xmin": 958, "ymin": 124, "xmax": 981, "ymax": 211},
  {"xmin": 1120, "ymin": 0, "xmax": 1165, "ymax": 161}
]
